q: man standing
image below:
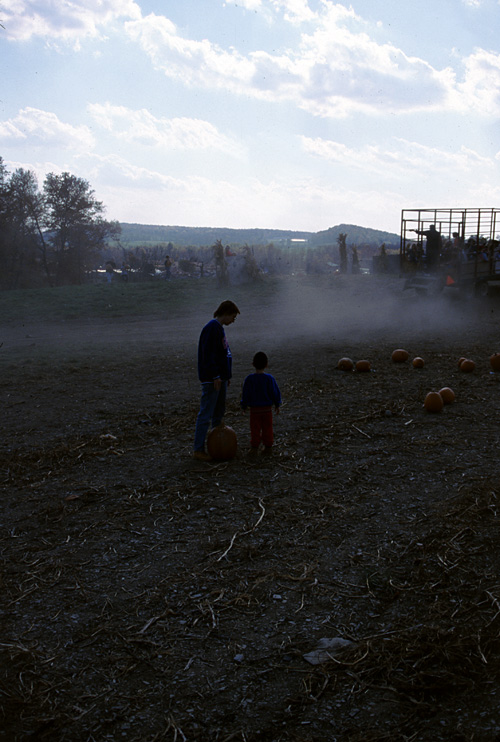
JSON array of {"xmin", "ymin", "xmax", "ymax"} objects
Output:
[
  {"xmin": 193, "ymin": 300, "xmax": 240, "ymax": 460},
  {"xmin": 413, "ymin": 224, "xmax": 442, "ymax": 270}
]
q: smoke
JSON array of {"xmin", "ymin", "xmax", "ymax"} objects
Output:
[{"xmin": 234, "ymin": 275, "xmax": 495, "ymax": 352}]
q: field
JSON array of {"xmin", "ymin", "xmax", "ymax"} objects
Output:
[{"xmin": 1, "ymin": 274, "xmax": 500, "ymax": 741}]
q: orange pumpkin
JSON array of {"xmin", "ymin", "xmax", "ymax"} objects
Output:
[
  {"xmin": 392, "ymin": 349, "xmax": 409, "ymax": 363},
  {"xmin": 207, "ymin": 424, "xmax": 238, "ymax": 461},
  {"xmin": 460, "ymin": 358, "xmax": 475, "ymax": 373},
  {"xmin": 438, "ymin": 387, "xmax": 455, "ymax": 404},
  {"xmin": 412, "ymin": 357, "xmax": 425, "ymax": 368},
  {"xmin": 424, "ymin": 391, "xmax": 444, "ymax": 413},
  {"xmin": 337, "ymin": 357, "xmax": 354, "ymax": 371},
  {"xmin": 490, "ymin": 353, "xmax": 500, "ymax": 372},
  {"xmin": 355, "ymin": 360, "xmax": 371, "ymax": 372}
]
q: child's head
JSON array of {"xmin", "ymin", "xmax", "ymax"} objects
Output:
[{"xmin": 252, "ymin": 351, "xmax": 268, "ymax": 370}]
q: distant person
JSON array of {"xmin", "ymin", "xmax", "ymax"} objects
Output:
[
  {"xmin": 452, "ymin": 232, "xmax": 466, "ymax": 262},
  {"xmin": 193, "ymin": 300, "xmax": 240, "ymax": 461},
  {"xmin": 164, "ymin": 255, "xmax": 172, "ymax": 279},
  {"xmin": 412, "ymin": 225, "xmax": 441, "ymax": 270},
  {"xmin": 105, "ymin": 261, "xmax": 115, "ymax": 284},
  {"xmin": 241, "ymin": 351, "xmax": 281, "ymax": 455}
]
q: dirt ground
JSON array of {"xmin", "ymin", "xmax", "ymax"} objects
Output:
[{"xmin": 1, "ymin": 275, "xmax": 500, "ymax": 741}]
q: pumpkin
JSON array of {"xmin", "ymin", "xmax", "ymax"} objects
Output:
[
  {"xmin": 490, "ymin": 353, "xmax": 500, "ymax": 372},
  {"xmin": 392, "ymin": 349, "xmax": 409, "ymax": 363},
  {"xmin": 207, "ymin": 424, "xmax": 238, "ymax": 461},
  {"xmin": 337, "ymin": 357, "xmax": 354, "ymax": 371},
  {"xmin": 424, "ymin": 391, "xmax": 444, "ymax": 413},
  {"xmin": 412, "ymin": 357, "xmax": 425, "ymax": 368},
  {"xmin": 460, "ymin": 358, "xmax": 475, "ymax": 373},
  {"xmin": 438, "ymin": 387, "xmax": 455, "ymax": 404},
  {"xmin": 355, "ymin": 360, "xmax": 371, "ymax": 372}
]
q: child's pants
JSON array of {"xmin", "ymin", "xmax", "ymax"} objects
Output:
[{"xmin": 250, "ymin": 406, "xmax": 273, "ymax": 448}]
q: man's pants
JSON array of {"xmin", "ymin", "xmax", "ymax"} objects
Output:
[{"xmin": 194, "ymin": 381, "xmax": 227, "ymax": 451}]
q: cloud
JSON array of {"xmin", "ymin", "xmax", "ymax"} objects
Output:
[
  {"xmin": 224, "ymin": 0, "xmax": 316, "ymax": 23},
  {"xmin": 224, "ymin": 0, "xmax": 262, "ymax": 10},
  {"xmin": 125, "ymin": 14, "xmax": 256, "ymax": 92},
  {"xmin": 457, "ymin": 49, "xmax": 500, "ymax": 116},
  {"xmin": 301, "ymin": 136, "xmax": 494, "ymax": 177},
  {"xmin": 124, "ymin": 4, "xmax": 459, "ymax": 119},
  {"xmin": 87, "ymin": 103, "xmax": 243, "ymax": 156},
  {"xmin": 2, "ymin": 0, "xmax": 141, "ymax": 46},
  {"xmin": 75, "ymin": 151, "xmax": 402, "ymax": 231},
  {"xmin": 0, "ymin": 107, "xmax": 95, "ymax": 150},
  {"xmin": 272, "ymin": 0, "xmax": 317, "ymax": 24}
]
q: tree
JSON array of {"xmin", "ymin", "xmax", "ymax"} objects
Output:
[
  {"xmin": 43, "ymin": 172, "xmax": 120, "ymax": 285},
  {"xmin": 351, "ymin": 245, "xmax": 360, "ymax": 274},
  {"xmin": 213, "ymin": 239, "xmax": 229, "ymax": 286},
  {"xmin": 242, "ymin": 245, "xmax": 261, "ymax": 280},
  {"xmin": 0, "ymin": 163, "xmax": 45, "ymax": 288},
  {"xmin": 337, "ymin": 232, "xmax": 348, "ymax": 273}
]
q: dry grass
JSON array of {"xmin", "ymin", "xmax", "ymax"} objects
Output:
[{"xmin": 2, "ymin": 276, "xmax": 500, "ymax": 741}]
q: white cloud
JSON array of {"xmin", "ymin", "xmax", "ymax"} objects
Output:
[
  {"xmin": 0, "ymin": 107, "xmax": 95, "ymax": 150},
  {"xmin": 225, "ymin": 0, "xmax": 262, "ymax": 10},
  {"xmin": 2, "ymin": 0, "xmax": 141, "ymax": 45},
  {"xmin": 224, "ymin": 0, "xmax": 315, "ymax": 23},
  {"xmin": 301, "ymin": 136, "xmax": 494, "ymax": 177},
  {"xmin": 124, "ymin": 4, "xmax": 462, "ymax": 119},
  {"xmin": 76, "ymin": 151, "xmax": 402, "ymax": 231},
  {"xmin": 269, "ymin": 0, "xmax": 316, "ymax": 24},
  {"xmin": 457, "ymin": 49, "xmax": 500, "ymax": 116},
  {"xmin": 125, "ymin": 14, "xmax": 256, "ymax": 92},
  {"xmin": 87, "ymin": 103, "xmax": 243, "ymax": 156}
]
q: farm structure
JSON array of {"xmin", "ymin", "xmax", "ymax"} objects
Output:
[{"xmin": 400, "ymin": 207, "xmax": 500, "ymax": 296}]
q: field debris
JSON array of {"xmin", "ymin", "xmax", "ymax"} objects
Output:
[{"xmin": 2, "ymin": 277, "xmax": 500, "ymax": 740}]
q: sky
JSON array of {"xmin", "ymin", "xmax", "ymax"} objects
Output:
[{"xmin": 1, "ymin": 0, "xmax": 500, "ymax": 235}]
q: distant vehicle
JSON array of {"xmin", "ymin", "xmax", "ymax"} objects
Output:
[{"xmin": 400, "ymin": 208, "xmax": 500, "ymax": 297}]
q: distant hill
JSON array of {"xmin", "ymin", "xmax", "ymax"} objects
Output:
[
  {"xmin": 116, "ymin": 222, "xmax": 399, "ymax": 248},
  {"xmin": 310, "ymin": 223, "xmax": 399, "ymax": 247}
]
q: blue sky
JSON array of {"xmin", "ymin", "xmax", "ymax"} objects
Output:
[{"xmin": 1, "ymin": 0, "xmax": 500, "ymax": 234}]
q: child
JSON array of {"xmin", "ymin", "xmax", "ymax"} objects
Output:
[{"xmin": 241, "ymin": 351, "xmax": 281, "ymax": 453}]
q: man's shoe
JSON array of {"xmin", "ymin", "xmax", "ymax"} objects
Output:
[{"xmin": 193, "ymin": 450, "xmax": 211, "ymax": 461}]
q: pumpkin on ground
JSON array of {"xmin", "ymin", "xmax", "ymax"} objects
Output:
[
  {"xmin": 424, "ymin": 391, "xmax": 444, "ymax": 413},
  {"xmin": 438, "ymin": 387, "xmax": 455, "ymax": 404},
  {"xmin": 355, "ymin": 360, "xmax": 371, "ymax": 372},
  {"xmin": 207, "ymin": 424, "xmax": 238, "ymax": 461},
  {"xmin": 490, "ymin": 353, "xmax": 500, "ymax": 372},
  {"xmin": 412, "ymin": 357, "xmax": 425, "ymax": 368},
  {"xmin": 460, "ymin": 358, "xmax": 475, "ymax": 373},
  {"xmin": 337, "ymin": 357, "xmax": 354, "ymax": 371},
  {"xmin": 392, "ymin": 349, "xmax": 409, "ymax": 363}
]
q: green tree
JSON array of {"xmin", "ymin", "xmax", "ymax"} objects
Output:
[
  {"xmin": 43, "ymin": 172, "xmax": 120, "ymax": 285},
  {"xmin": 0, "ymin": 162, "xmax": 45, "ymax": 288}
]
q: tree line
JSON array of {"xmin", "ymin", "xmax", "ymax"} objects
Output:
[{"xmin": 0, "ymin": 157, "xmax": 120, "ymax": 289}]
